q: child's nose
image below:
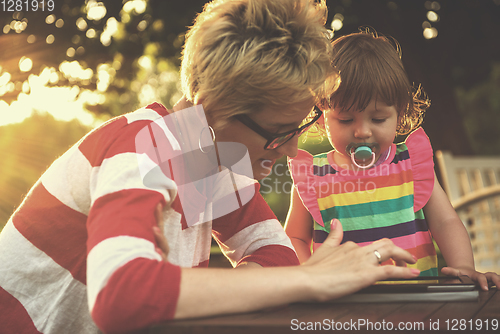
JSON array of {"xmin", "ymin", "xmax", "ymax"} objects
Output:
[{"xmin": 354, "ymin": 123, "xmax": 372, "ymax": 139}]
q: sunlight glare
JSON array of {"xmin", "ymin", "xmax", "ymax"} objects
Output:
[
  {"xmin": 138, "ymin": 55, "xmax": 153, "ymax": 70},
  {"xmin": 97, "ymin": 63, "xmax": 115, "ymax": 92},
  {"xmin": 0, "ymin": 68, "xmax": 102, "ymax": 127},
  {"xmin": 76, "ymin": 18, "xmax": 88, "ymax": 31},
  {"xmin": 86, "ymin": 1, "xmax": 107, "ymax": 21},
  {"xmin": 123, "ymin": 0, "xmax": 147, "ymax": 15},
  {"xmin": 19, "ymin": 57, "xmax": 33, "ymax": 72},
  {"xmin": 22, "ymin": 81, "xmax": 30, "ymax": 93},
  {"xmin": 101, "ymin": 17, "xmax": 119, "ymax": 46},
  {"xmin": 0, "ymin": 72, "xmax": 11, "ymax": 86},
  {"xmin": 59, "ymin": 61, "xmax": 93, "ymax": 81}
]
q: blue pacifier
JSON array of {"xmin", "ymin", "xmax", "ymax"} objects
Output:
[{"xmin": 346, "ymin": 143, "xmax": 378, "ymax": 169}]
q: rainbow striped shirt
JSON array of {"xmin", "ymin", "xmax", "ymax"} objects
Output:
[{"xmin": 289, "ymin": 128, "xmax": 437, "ymax": 276}]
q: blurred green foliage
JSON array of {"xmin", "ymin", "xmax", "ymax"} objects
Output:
[
  {"xmin": 0, "ymin": 113, "xmax": 90, "ymax": 229},
  {"xmin": 259, "ymin": 134, "xmax": 334, "ymax": 225},
  {"xmin": 456, "ymin": 62, "xmax": 500, "ymax": 155}
]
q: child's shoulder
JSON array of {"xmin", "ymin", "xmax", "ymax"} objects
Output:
[
  {"xmin": 288, "ymin": 149, "xmax": 334, "ymax": 178},
  {"xmin": 399, "ymin": 128, "xmax": 432, "ymax": 155}
]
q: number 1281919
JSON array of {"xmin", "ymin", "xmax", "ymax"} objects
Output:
[{"xmin": 1, "ymin": 0, "xmax": 55, "ymax": 12}]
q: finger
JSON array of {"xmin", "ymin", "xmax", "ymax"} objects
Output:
[
  {"xmin": 393, "ymin": 254, "xmax": 418, "ymax": 267},
  {"xmin": 370, "ymin": 239, "xmax": 416, "ymax": 265},
  {"xmin": 476, "ymin": 274, "xmax": 489, "ymax": 291},
  {"xmin": 394, "ymin": 258, "xmax": 410, "ymax": 268},
  {"xmin": 155, "ymin": 203, "xmax": 164, "ymax": 230},
  {"xmin": 376, "ymin": 263, "xmax": 420, "ymax": 281},
  {"xmin": 486, "ymin": 273, "xmax": 500, "ymax": 289},
  {"xmin": 156, "ymin": 246, "xmax": 168, "ymax": 262},
  {"xmin": 322, "ymin": 219, "xmax": 343, "ymax": 247},
  {"xmin": 153, "ymin": 226, "xmax": 170, "ymax": 259},
  {"xmin": 441, "ymin": 267, "xmax": 461, "ymax": 277}
]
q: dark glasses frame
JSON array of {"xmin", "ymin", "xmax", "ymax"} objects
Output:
[{"xmin": 234, "ymin": 106, "xmax": 323, "ymax": 150}]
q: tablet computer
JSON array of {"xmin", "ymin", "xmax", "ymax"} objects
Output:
[
  {"xmin": 330, "ymin": 276, "xmax": 479, "ymax": 303},
  {"xmin": 364, "ymin": 275, "xmax": 477, "ymax": 293}
]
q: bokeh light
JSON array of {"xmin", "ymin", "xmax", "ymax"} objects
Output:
[
  {"xmin": 122, "ymin": 0, "xmax": 147, "ymax": 15},
  {"xmin": 76, "ymin": 17, "xmax": 88, "ymax": 31},
  {"xmin": 427, "ymin": 11, "xmax": 439, "ymax": 22},
  {"xmin": 330, "ymin": 13, "xmax": 344, "ymax": 31},
  {"xmin": 55, "ymin": 19, "xmax": 65, "ymax": 28},
  {"xmin": 86, "ymin": 1, "xmax": 107, "ymax": 21},
  {"xmin": 45, "ymin": 15, "xmax": 56, "ymax": 25},
  {"xmin": 19, "ymin": 57, "xmax": 33, "ymax": 72},
  {"xmin": 46, "ymin": 34, "xmax": 55, "ymax": 44},
  {"xmin": 423, "ymin": 27, "xmax": 438, "ymax": 39}
]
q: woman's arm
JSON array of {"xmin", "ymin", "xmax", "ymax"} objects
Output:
[
  {"xmin": 284, "ymin": 186, "xmax": 314, "ymax": 263},
  {"xmin": 171, "ymin": 219, "xmax": 420, "ymax": 319},
  {"xmin": 424, "ymin": 174, "xmax": 500, "ymax": 290}
]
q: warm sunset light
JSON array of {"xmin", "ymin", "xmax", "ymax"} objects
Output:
[{"xmin": 0, "ymin": 66, "xmax": 101, "ymax": 127}]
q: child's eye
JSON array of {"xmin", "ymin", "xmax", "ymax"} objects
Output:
[
  {"xmin": 373, "ymin": 118, "xmax": 386, "ymax": 123},
  {"xmin": 338, "ymin": 119, "xmax": 353, "ymax": 124}
]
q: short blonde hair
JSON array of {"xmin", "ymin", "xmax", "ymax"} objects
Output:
[
  {"xmin": 181, "ymin": 0, "xmax": 338, "ymax": 129},
  {"xmin": 318, "ymin": 29, "xmax": 430, "ymax": 136}
]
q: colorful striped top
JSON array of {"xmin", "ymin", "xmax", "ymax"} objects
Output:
[{"xmin": 289, "ymin": 128, "xmax": 437, "ymax": 276}]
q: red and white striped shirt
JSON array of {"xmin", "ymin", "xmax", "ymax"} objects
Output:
[{"xmin": 0, "ymin": 103, "xmax": 298, "ymax": 334}]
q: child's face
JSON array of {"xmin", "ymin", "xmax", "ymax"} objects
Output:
[{"xmin": 324, "ymin": 98, "xmax": 399, "ymax": 169}]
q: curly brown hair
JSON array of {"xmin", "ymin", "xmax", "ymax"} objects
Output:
[{"xmin": 312, "ymin": 28, "xmax": 430, "ymax": 138}]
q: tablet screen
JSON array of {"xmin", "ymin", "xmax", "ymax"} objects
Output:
[{"xmin": 364, "ymin": 275, "xmax": 476, "ymax": 293}]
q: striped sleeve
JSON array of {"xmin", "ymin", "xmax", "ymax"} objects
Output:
[
  {"xmin": 212, "ymin": 180, "xmax": 299, "ymax": 268},
  {"xmin": 83, "ymin": 106, "xmax": 183, "ymax": 332}
]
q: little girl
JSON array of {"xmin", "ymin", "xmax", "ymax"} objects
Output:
[{"xmin": 285, "ymin": 30, "xmax": 499, "ymax": 289}]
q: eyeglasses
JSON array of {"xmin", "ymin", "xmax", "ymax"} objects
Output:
[{"xmin": 234, "ymin": 106, "xmax": 323, "ymax": 150}]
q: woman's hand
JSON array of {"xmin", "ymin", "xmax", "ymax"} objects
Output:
[
  {"xmin": 301, "ymin": 219, "xmax": 420, "ymax": 302},
  {"xmin": 441, "ymin": 266, "xmax": 500, "ymax": 291},
  {"xmin": 153, "ymin": 203, "xmax": 169, "ymax": 262}
]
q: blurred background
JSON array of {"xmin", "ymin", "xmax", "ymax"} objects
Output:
[{"xmin": 1, "ymin": 0, "xmax": 499, "ymax": 232}]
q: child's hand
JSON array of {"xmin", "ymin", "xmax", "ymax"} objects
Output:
[{"xmin": 441, "ymin": 267, "xmax": 500, "ymax": 291}]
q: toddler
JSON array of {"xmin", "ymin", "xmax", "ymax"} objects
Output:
[{"xmin": 285, "ymin": 30, "xmax": 499, "ymax": 289}]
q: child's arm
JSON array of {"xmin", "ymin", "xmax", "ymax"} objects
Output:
[
  {"xmin": 284, "ymin": 186, "xmax": 314, "ymax": 263},
  {"xmin": 424, "ymin": 174, "xmax": 500, "ymax": 290}
]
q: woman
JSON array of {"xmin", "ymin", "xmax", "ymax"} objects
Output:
[{"xmin": 0, "ymin": 1, "xmax": 419, "ymax": 333}]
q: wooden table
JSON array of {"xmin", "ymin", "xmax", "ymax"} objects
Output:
[{"xmin": 151, "ymin": 289, "xmax": 499, "ymax": 334}]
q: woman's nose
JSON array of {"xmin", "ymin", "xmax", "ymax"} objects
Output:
[{"xmin": 275, "ymin": 135, "xmax": 299, "ymax": 158}]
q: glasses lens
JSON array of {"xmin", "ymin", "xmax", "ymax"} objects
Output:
[{"xmin": 266, "ymin": 132, "xmax": 296, "ymax": 150}]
